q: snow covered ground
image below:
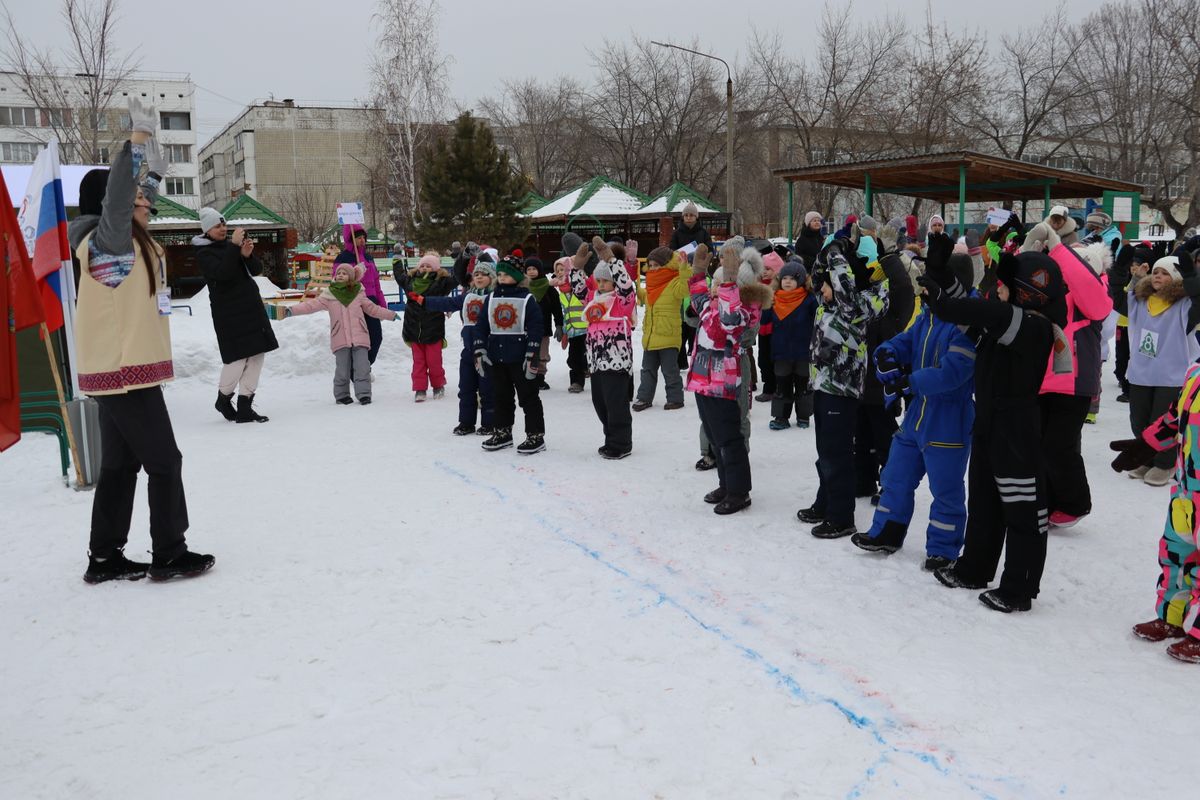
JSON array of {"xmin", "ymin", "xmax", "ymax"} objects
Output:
[{"xmin": 0, "ymin": 291, "xmax": 1182, "ymax": 799}]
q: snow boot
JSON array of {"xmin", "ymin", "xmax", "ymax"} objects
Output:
[
  {"xmin": 1127, "ymin": 465, "xmax": 1151, "ymax": 480},
  {"xmin": 1166, "ymin": 636, "xmax": 1200, "ymax": 663},
  {"xmin": 1049, "ymin": 511, "xmax": 1086, "ymax": 528},
  {"xmin": 754, "ymin": 392, "xmax": 773, "ymax": 403},
  {"xmin": 336, "ymin": 396, "xmax": 354, "ymax": 405},
  {"xmin": 811, "ymin": 520, "xmax": 855, "ymax": 539},
  {"xmin": 452, "ymin": 423, "xmax": 476, "ymax": 436},
  {"xmin": 476, "ymin": 426, "xmax": 494, "ymax": 437},
  {"xmin": 599, "ymin": 445, "xmax": 631, "ymax": 460},
  {"xmin": 235, "ymin": 394, "xmax": 268, "ymax": 423},
  {"xmin": 517, "ymin": 433, "xmax": 546, "ymax": 455},
  {"xmin": 432, "ymin": 387, "xmax": 446, "ymax": 399},
  {"xmin": 934, "ymin": 564, "xmax": 987, "ymax": 590},
  {"xmin": 632, "ymin": 400, "xmax": 652, "ymax": 412},
  {"xmin": 83, "ymin": 550, "xmax": 149, "ymax": 584},
  {"xmin": 714, "ymin": 494, "xmax": 751, "ymax": 515},
  {"xmin": 414, "ymin": 390, "xmax": 427, "ymax": 403},
  {"xmin": 923, "ymin": 555, "xmax": 955, "ymax": 571},
  {"xmin": 796, "ymin": 418, "xmax": 810, "ymax": 429},
  {"xmin": 149, "ymin": 550, "xmax": 215, "ymax": 582},
  {"xmin": 664, "ymin": 401, "xmax": 684, "ymax": 410},
  {"xmin": 1144, "ymin": 466, "xmax": 1172, "ymax": 486},
  {"xmin": 695, "ymin": 454, "xmax": 716, "ymax": 471},
  {"xmin": 704, "ymin": 487, "xmax": 727, "ymax": 504},
  {"xmin": 1132, "ymin": 618, "xmax": 1186, "ymax": 642},
  {"xmin": 851, "ymin": 521, "xmax": 905, "ymax": 554},
  {"xmin": 796, "ymin": 505, "xmax": 824, "ymax": 524},
  {"xmin": 359, "ymin": 396, "xmax": 372, "ymax": 405},
  {"xmin": 568, "ymin": 383, "xmax": 584, "ymax": 394},
  {"xmin": 215, "ymin": 392, "xmax": 236, "ymax": 421},
  {"xmin": 481, "ymin": 427, "xmax": 513, "ymax": 451},
  {"xmin": 769, "ymin": 418, "xmax": 790, "ymax": 430},
  {"xmin": 979, "ymin": 589, "xmax": 1031, "ymax": 613}
]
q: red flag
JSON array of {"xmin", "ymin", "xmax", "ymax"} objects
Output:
[{"xmin": 2, "ymin": 170, "xmax": 45, "ymax": 452}]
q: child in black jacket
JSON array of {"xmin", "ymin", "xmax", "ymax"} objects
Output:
[
  {"xmin": 474, "ymin": 257, "xmax": 546, "ymax": 455},
  {"xmin": 524, "ymin": 256, "xmax": 563, "ymax": 390},
  {"xmin": 919, "ymin": 233, "xmax": 1066, "ymax": 613}
]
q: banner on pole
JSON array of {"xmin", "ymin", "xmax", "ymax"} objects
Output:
[{"xmin": 336, "ymin": 202, "xmax": 365, "ymax": 227}]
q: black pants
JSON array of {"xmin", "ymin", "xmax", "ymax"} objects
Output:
[
  {"xmin": 757, "ymin": 333, "xmax": 775, "ymax": 394},
  {"xmin": 771, "ymin": 360, "xmax": 811, "ymax": 422},
  {"xmin": 1038, "ymin": 393, "xmax": 1093, "ymax": 516},
  {"xmin": 490, "ymin": 361, "xmax": 544, "ymax": 434},
  {"xmin": 1129, "ymin": 384, "xmax": 1180, "ymax": 470},
  {"xmin": 591, "ymin": 370, "xmax": 633, "ymax": 451},
  {"xmin": 565, "ymin": 336, "xmax": 587, "ymax": 387},
  {"xmin": 1114, "ymin": 326, "xmax": 1130, "ymax": 393},
  {"xmin": 696, "ymin": 393, "xmax": 751, "ymax": 494},
  {"xmin": 955, "ymin": 413, "xmax": 1048, "ymax": 601},
  {"xmin": 679, "ymin": 325, "xmax": 696, "ymax": 370},
  {"xmin": 813, "ymin": 391, "xmax": 858, "ymax": 526},
  {"xmin": 365, "ymin": 315, "xmax": 383, "ymax": 364},
  {"xmin": 90, "ymin": 387, "xmax": 188, "ymax": 560},
  {"xmin": 854, "ymin": 403, "xmax": 899, "ymax": 495}
]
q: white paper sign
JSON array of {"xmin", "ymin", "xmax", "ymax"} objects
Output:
[
  {"xmin": 986, "ymin": 209, "xmax": 1011, "ymax": 227},
  {"xmin": 337, "ymin": 202, "xmax": 365, "ymax": 226},
  {"xmin": 677, "ymin": 242, "xmax": 698, "ymax": 256},
  {"xmin": 1112, "ymin": 196, "xmax": 1133, "ymax": 223}
]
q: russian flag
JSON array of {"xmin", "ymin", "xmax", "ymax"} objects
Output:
[{"xmin": 17, "ymin": 141, "xmax": 70, "ymax": 332}]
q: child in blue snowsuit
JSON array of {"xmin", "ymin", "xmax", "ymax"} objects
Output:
[
  {"xmin": 852, "ymin": 252, "xmax": 976, "ymax": 570},
  {"xmin": 410, "ymin": 256, "xmax": 497, "ymax": 436}
]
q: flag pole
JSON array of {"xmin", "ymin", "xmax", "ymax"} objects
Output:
[{"xmin": 40, "ymin": 323, "xmax": 84, "ymax": 486}]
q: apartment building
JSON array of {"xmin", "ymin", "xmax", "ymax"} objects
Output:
[
  {"xmin": 198, "ymin": 101, "xmax": 382, "ymax": 234},
  {"xmin": 0, "ymin": 70, "xmax": 200, "ymax": 209}
]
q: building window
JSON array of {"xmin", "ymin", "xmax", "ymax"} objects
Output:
[
  {"xmin": 98, "ymin": 146, "xmax": 110, "ymax": 164},
  {"xmin": 165, "ymin": 177, "xmax": 195, "ymax": 195},
  {"xmin": 43, "ymin": 108, "xmax": 71, "ymax": 127},
  {"xmin": 160, "ymin": 112, "xmax": 191, "ymax": 131},
  {"xmin": 0, "ymin": 107, "xmax": 39, "ymax": 127},
  {"xmin": 233, "ymin": 132, "xmax": 243, "ymax": 151},
  {"xmin": 1, "ymin": 141, "xmax": 43, "ymax": 162},
  {"xmin": 165, "ymin": 143, "xmax": 191, "ymax": 163},
  {"xmin": 234, "ymin": 160, "xmax": 244, "ymax": 178}
]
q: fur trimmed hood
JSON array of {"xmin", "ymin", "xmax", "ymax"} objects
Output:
[
  {"xmin": 739, "ymin": 281, "xmax": 773, "ymax": 309},
  {"xmin": 1135, "ymin": 274, "xmax": 1186, "ymax": 303},
  {"xmin": 1074, "ymin": 242, "xmax": 1112, "ymax": 275}
]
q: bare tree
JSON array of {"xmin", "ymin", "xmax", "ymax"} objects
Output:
[
  {"xmin": 1144, "ymin": 0, "xmax": 1200, "ymax": 234},
  {"xmin": 370, "ymin": 0, "xmax": 451, "ymax": 228},
  {"xmin": 277, "ymin": 182, "xmax": 336, "ymax": 242},
  {"xmin": 1, "ymin": 0, "xmax": 139, "ymax": 164},
  {"xmin": 479, "ymin": 77, "xmax": 589, "ymax": 198}
]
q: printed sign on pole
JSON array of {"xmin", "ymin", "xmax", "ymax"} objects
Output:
[
  {"xmin": 1112, "ymin": 196, "xmax": 1134, "ymax": 223},
  {"xmin": 336, "ymin": 202, "xmax": 365, "ymax": 226}
]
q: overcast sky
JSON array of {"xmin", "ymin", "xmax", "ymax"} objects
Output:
[{"xmin": 9, "ymin": 0, "xmax": 1098, "ymax": 146}]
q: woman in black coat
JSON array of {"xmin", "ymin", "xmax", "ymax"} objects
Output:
[
  {"xmin": 794, "ymin": 211, "xmax": 825, "ymax": 268},
  {"xmin": 668, "ymin": 201, "xmax": 713, "ymax": 368},
  {"xmin": 194, "ymin": 207, "xmax": 278, "ymax": 423}
]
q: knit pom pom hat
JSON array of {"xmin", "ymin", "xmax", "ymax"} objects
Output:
[
  {"xmin": 804, "ymin": 211, "xmax": 822, "ymax": 226},
  {"xmin": 334, "ymin": 263, "xmax": 364, "ymax": 283},
  {"xmin": 714, "ymin": 246, "xmax": 764, "ymax": 287},
  {"xmin": 496, "ymin": 258, "xmax": 525, "ymax": 283}
]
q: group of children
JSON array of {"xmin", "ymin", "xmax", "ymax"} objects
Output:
[{"xmin": 271, "ymin": 212, "xmax": 1200, "ymax": 661}]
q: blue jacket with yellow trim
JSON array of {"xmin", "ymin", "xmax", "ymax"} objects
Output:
[{"xmin": 876, "ymin": 305, "xmax": 976, "ymax": 448}]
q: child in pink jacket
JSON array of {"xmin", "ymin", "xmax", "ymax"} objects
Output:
[
  {"xmin": 283, "ymin": 263, "xmax": 398, "ymax": 405},
  {"xmin": 568, "ymin": 236, "xmax": 637, "ymax": 458}
]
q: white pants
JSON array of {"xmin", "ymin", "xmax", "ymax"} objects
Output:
[{"xmin": 218, "ymin": 353, "xmax": 266, "ymax": 396}]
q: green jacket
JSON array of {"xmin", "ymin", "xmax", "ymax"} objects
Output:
[{"xmin": 641, "ymin": 255, "xmax": 692, "ymax": 351}]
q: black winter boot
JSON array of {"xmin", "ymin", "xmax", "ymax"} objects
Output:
[
  {"xmin": 215, "ymin": 392, "xmax": 236, "ymax": 421},
  {"xmin": 149, "ymin": 550, "xmax": 215, "ymax": 581},
  {"xmin": 235, "ymin": 394, "xmax": 269, "ymax": 423},
  {"xmin": 83, "ymin": 549, "xmax": 150, "ymax": 584},
  {"xmin": 851, "ymin": 520, "xmax": 907, "ymax": 554}
]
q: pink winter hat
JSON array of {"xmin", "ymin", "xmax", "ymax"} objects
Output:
[
  {"xmin": 762, "ymin": 251, "xmax": 785, "ymax": 273},
  {"xmin": 418, "ymin": 253, "xmax": 441, "ymax": 271},
  {"xmin": 334, "ymin": 262, "xmax": 364, "ymax": 283}
]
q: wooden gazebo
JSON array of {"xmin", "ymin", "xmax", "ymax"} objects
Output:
[{"xmin": 773, "ymin": 151, "xmax": 1143, "ymax": 240}]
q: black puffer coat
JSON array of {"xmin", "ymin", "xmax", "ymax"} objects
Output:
[
  {"xmin": 395, "ymin": 268, "xmax": 455, "ymax": 344},
  {"xmin": 195, "ymin": 236, "xmax": 279, "ymax": 364},
  {"xmin": 794, "ymin": 226, "xmax": 824, "ymax": 270}
]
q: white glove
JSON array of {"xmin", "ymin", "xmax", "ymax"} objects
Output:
[{"xmin": 127, "ymin": 96, "xmax": 158, "ymax": 135}]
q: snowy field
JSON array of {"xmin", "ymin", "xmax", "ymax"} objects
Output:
[{"xmin": 0, "ymin": 288, "xmax": 1181, "ymax": 799}]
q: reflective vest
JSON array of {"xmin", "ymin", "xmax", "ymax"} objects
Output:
[{"xmin": 559, "ymin": 289, "xmax": 587, "ymax": 337}]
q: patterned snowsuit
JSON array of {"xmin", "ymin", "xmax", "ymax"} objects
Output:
[{"xmin": 1142, "ymin": 362, "xmax": 1200, "ymax": 638}]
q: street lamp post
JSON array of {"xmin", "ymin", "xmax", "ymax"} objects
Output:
[{"xmin": 652, "ymin": 40, "xmax": 735, "ymax": 233}]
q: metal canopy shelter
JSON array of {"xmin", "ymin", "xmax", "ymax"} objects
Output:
[{"xmin": 772, "ymin": 150, "xmax": 1143, "ymax": 240}]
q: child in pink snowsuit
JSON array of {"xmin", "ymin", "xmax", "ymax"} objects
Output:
[{"xmin": 283, "ymin": 263, "xmax": 398, "ymax": 404}]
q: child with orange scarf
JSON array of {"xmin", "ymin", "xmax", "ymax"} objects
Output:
[
  {"xmin": 634, "ymin": 246, "xmax": 693, "ymax": 412},
  {"xmin": 761, "ymin": 258, "xmax": 818, "ymax": 429}
]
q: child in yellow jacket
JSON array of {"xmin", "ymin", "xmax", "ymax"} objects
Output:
[{"xmin": 633, "ymin": 246, "xmax": 692, "ymax": 411}]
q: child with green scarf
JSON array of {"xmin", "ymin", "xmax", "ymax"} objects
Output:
[
  {"xmin": 395, "ymin": 253, "xmax": 456, "ymax": 401},
  {"xmin": 283, "ymin": 263, "xmax": 399, "ymax": 405},
  {"xmin": 523, "ymin": 256, "xmax": 563, "ymax": 390}
]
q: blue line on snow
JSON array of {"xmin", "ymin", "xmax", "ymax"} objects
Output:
[{"xmin": 433, "ymin": 460, "xmax": 1031, "ymax": 799}]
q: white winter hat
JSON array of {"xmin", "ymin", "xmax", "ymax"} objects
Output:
[
  {"xmin": 199, "ymin": 207, "xmax": 224, "ymax": 233},
  {"xmin": 1048, "ymin": 205, "xmax": 1069, "ymax": 220},
  {"xmin": 1152, "ymin": 256, "xmax": 1181, "ymax": 281}
]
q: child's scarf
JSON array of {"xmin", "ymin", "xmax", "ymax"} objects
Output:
[
  {"xmin": 773, "ymin": 287, "xmax": 809, "ymax": 320},
  {"xmin": 645, "ymin": 266, "xmax": 678, "ymax": 306},
  {"xmin": 528, "ymin": 276, "xmax": 550, "ymax": 302},
  {"xmin": 328, "ymin": 280, "xmax": 359, "ymax": 307},
  {"xmin": 411, "ymin": 272, "xmax": 436, "ymax": 294}
]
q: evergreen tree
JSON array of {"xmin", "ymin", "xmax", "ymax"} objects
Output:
[{"xmin": 417, "ymin": 112, "xmax": 529, "ymax": 247}]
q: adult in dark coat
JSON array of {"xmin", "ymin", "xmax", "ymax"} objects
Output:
[
  {"xmin": 794, "ymin": 211, "xmax": 824, "ymax": 268},
  {"xmin": 194, "ymin": 207, "xmax": 278, "ymax": 423},
  {"xmin": 667, "ymin": 201, "xmax": 713, "ymax": 369}
]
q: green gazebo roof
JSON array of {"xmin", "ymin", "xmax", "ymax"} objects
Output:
[{"xmin": 220, "ymin": 194, "xmax": 289, "ymax": 226}]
